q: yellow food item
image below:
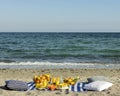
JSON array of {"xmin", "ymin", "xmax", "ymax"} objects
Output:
[
  {"xmin": 63, "ymin": 77, "xmax": 77, "ymax": 85},
  {"xmin": 33, "ymin": 74, "xmax": 51, "ymax": 89},
  {"xmin": 33, "ymin": 74, "xmax": 79, "ymax": 89},
  {"xmin": 57, "ymin": 83, "xmax": 68, "ymax": 89},
  {"xmin": 51, "ymin": 77, "xmax": 60, "ymax": 85}
]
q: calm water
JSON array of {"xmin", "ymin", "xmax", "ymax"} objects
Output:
[{"xmin": 0, "ymin": 32, "xmax": 120, "ymax": 69}]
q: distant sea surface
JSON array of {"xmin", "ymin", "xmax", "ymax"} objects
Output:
[{"xmin": 0, "ymin": 32, "xmax": 120, "ymax": 69}]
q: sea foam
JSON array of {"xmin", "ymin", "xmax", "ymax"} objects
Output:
[{"xmin": 0, "ymin": 62, "xmax": 119, "ymax": 69}]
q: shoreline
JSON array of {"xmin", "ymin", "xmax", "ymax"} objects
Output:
[
  {"xmin": 0, "ymin": 68, "xmax": 120, "ymax": 96},
  {"xmin": 0, "ymin": 62, "xmax": 120, "ymax": 69}
]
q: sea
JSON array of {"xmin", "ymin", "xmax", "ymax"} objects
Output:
[{"xmin": 0, "ymin": 32, "xmax": 120, "ymax": 69}]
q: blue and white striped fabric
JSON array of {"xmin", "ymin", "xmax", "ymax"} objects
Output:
[
  {"xmin": 27, "ymin": 82, "xmax": 88, "ymax": 92},
  {"xmin": 69, "ymin": 82, "xmax": 87, "ymax": 92},
  {"xmin": 27, "ymin": 82, "xmax": 36, "ymax": 91}
]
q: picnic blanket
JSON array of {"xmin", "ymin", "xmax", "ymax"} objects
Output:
[
  {"xmin": 69, "ymin": 82, "xmax": 87, "ymax": 92},
  {"xmin": 5, "ymin": 80, "xmax": 87, "ymax": 92},
  {"xmin": 27, "ymin": 82, "xmax": 36, "ymax": 91},
  {"xmin": 27, "ymin": 82, "xmax": 87, "ymax": 92}
]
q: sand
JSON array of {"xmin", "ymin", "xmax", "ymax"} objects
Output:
[{"xmin": 0, "ymin": 68, "xmax": 120, "ymax": 96}]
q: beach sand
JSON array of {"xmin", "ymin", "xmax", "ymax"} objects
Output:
[{"xmin": 0, "ymin": 68, "xmax": 120, "ymax": 96}]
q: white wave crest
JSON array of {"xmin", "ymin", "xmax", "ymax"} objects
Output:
[
  {"xmin": 0, "ymin": 61, "xmax": 95, "ymax": 66},
  {"xmin": 0, "ymin": 61, "xmax": 119, "ymax": 69}
]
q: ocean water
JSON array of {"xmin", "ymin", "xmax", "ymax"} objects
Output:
[{"xmin": 0, "ymin": 32, "xmax": 120, "ymax": 69}]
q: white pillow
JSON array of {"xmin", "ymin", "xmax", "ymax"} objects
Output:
[{"xmin": 84, "ymin": 81, "xmax": 113, "ymax": 91}]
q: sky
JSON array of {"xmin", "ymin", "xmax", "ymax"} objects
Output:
[{"xmin": 0, "ymin": 0, "xmax": 120, "ymax": 32}]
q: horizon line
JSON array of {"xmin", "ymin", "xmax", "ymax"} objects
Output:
[{"xmin": 0, "ymin": 31, "xmax": 120, "ymax": 33}]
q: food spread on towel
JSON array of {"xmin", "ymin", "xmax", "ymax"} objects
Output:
[
  {"xmin": 33, "ymin": 74, "xmax": 80, "ymax": 90},
  {"xmin": 5, "ymin": 74, "xmax": 113, "ymax": 92}
]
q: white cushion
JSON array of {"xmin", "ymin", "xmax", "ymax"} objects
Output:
[
  {"xmin": 5, "ymin": 80, "xmax": 28, "ymax": 91},
  {"xmin": 84, "ymin": 81, "xmax": 113, "ymax": 91}
]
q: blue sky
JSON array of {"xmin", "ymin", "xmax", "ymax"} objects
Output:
[{"xmin": 0, "ymin": 0, "xmax": 120, "ymax": 32}]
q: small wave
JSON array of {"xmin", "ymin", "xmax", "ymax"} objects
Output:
[
  {"xmin": 96, "ymin": 49, "xmax": 120, "ymax": 53},
  {"xmin": 0, "ymin": 61, "xmax": 119, "ymax": 69},
  {"xmin": 0, "ymin": 61, "xmax": 95, "ymax": 65},
  {"xmin": 0, "ymin": 60, "xmax": 15, "ymax": 63}
]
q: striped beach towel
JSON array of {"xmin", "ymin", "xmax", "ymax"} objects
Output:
[
  {"xmin": 69, "ymin": 82, "xmax": 87, "ymax": 92},
  {"xmin": 27, "ymin": 82, "xmax": 36, "ymax": 91},
  {"xmin": 27, "ymin": 82, "xmax": 88, "ymax": 92}
]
